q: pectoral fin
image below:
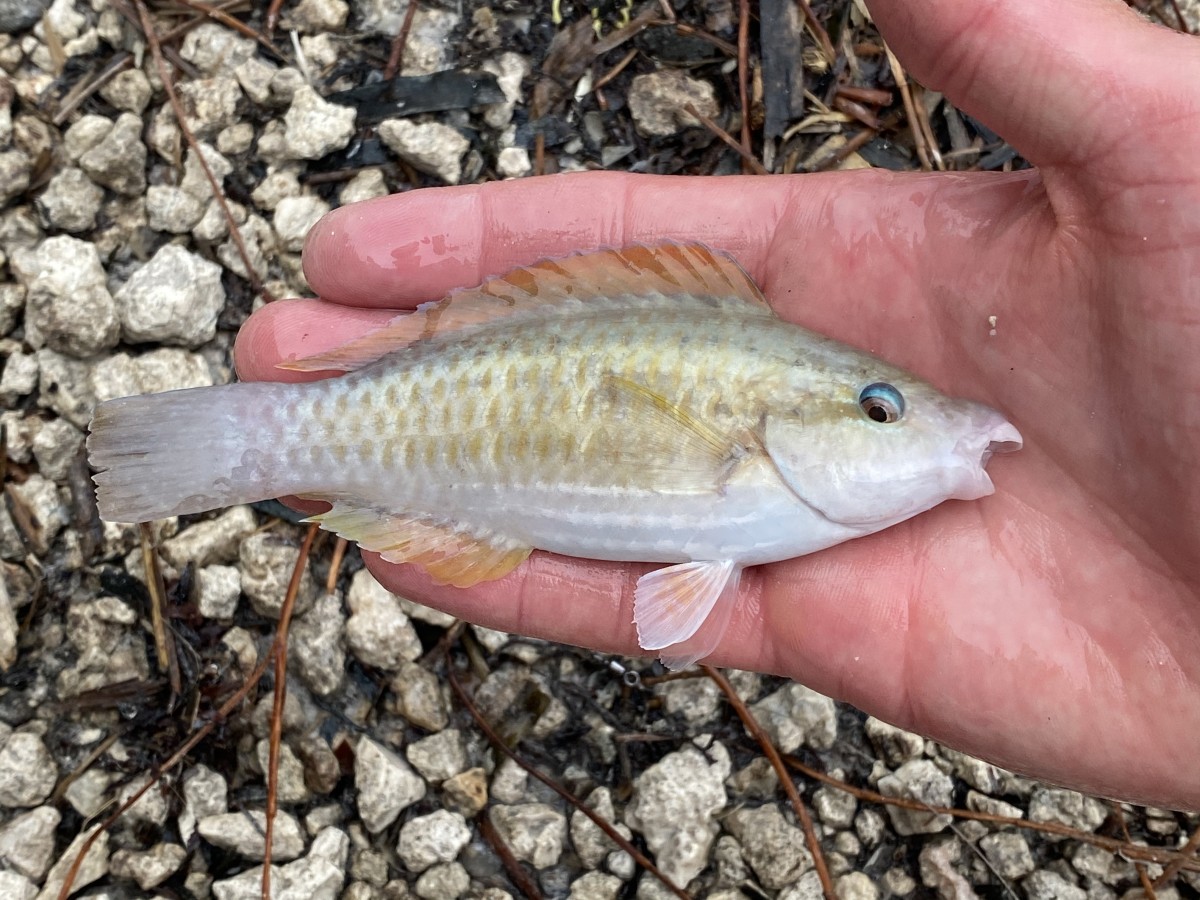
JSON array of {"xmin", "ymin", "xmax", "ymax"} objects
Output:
[
  {"xmin": 305, "ymin": 501, "xmax": 531, "ymax": 588},
  {"xmin": 634, "ymin": 560, "xmax": 741, "ymax": 669}
]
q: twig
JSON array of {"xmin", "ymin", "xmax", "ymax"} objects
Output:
[
  {"xmin": 139, "ymin": 523, "xmax": 180, "ymax": 696},
  {"xmin": 793, "ymin": 0, "xmax": 835, "ymax": 66},
  {"xmin": 1112, "ymin": 802, "xmax": 1158, "ymax": 900},
  {"xmin": 170, "ymin": 0, "xmax": 282, "ymax": 58},
  {"xmin": 262, "ymin": 522, "xmax": 318, "ymax": 897},
  {"xmin": 1166, "ymin": 0, "xmax": 1191, "ymax": 32},
  {"xmin": 383, "ymin": 0, "xmax": 419, "ymax": 81},
  {"xmin": 593, "ymin": 47, "xmax": 638, "ymax": 93},
  {"xmin": 445, "ymin": 654, "xmax": 693, "ymax": 900},
  {"xmin": 665, "ymin": 21, "xmax": 737, "ymax": 57},
  {"xmin": 56, "ymin": 522, "xmax": 320, "ymax": 900},
  {"xmin": 703, "ymin": 666, "xmax": 836, "ymax": 900},
  {"xmin": 684, "ymin": 102, "xmax": 768, "ymax": 175},
  {"xmin": 1154, "ymin": 820, "xmax": 1200, "ymax": 887},
  {"xmin": 780, "ymin": 752, "xmax": 1200, "ymax": 871},
  {"xmin": 883, "ymin": 42, "xmax": 932, "ymax": 171},
  {"xmin": 53, "ymin": 53, "xmax": 133, "ymax": 126},
  {"xmin": 736, "ymin": 0, "xmax": 752, "ymax": 168},
  {"xmin": 265, "ymin": 0, "xmax": 284, "ymax": 36},
  {"xmin": 324, "ymin": 537, "xmax": 347, "ymax": 595},
  {"xmin": 480, "ymin": 813, "xmax": 544, "ymax": 899},
  {"xmin": 133, "ymin": 0, "xmax": 274, "ymax": 301},
  {"xmin": 158, "ymin": 0, "xmax": 247, "ymax": 44}
]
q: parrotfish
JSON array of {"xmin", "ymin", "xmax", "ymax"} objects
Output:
[{"xmin": 88, "ymin": 244, "xmax": 1021, "ymax": 667}]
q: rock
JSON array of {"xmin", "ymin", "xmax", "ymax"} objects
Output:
[
  {"xmin": 1023, "ymin": 870, "xmax": 1087, "ymax": 900},
  {"xmin": 239, "ymin": 530, "xmax": 318, "ymax": 618},
  {"xmin": 379, "ymin": 119, "xmax": 469, "ymax": 184},
  {"xmin": 726, "ymin": 805, "xmax": 813, "ymax": 890},
  {"xmin": 274, "ymin": 194, "xmax": 329, "ymax": 252},
  {"xmin": 162, "ymin": 506, "xmax": 256, "ymax": 568},
  {"xmin": 269, "ymin": 67, "xmax": 306, "ymax": 105},
  {"xmin": 965, "ymin": 790, "xmax": 1024, "ymax": 819},
  {"xmin": 918, "ymin": 838, "xmax": 977, "ymax": 900},
  {"xmin": 36, "ymin": 167, "xmax": 103, "ymax": 232},
  {"xmin": 290, "ymin": 590, "xmax": 346, "ymax": 695},
  {"xmin": 864, "ymin": 717, "xmax": 926, "ymax": 765},
  {"xmin": 115, "ymin": 243, "xmax": 225, "ymax": 346},
  {"xmin": 624, "ymin": 743, "xmax": 729, "ymax": 886},
  {"xmin": 146, "ymin": 185, "xmax": 206, "ymax": 233},
  {"xmin": 177, "ymin": 76, "xmax": 243, "ymax": 137},
  {"xmin": 882, "ymin": 867, "xmax": 918, "ymax": 897},
  {"xmin": 79, "ymin": 113, "xmax": 147, "ymax": 195},
  {"xmin": 31, "ymin": 417, "xmax": 83, "ymax": 481},
  {"xmin": 58, "ymin": 594, "xmax": 149, "ymax": 697},
  {"xmin": 749, "ymin": 682, "xmax": 837, "ymax": 753},
  {"xmin": 389, "ymin": 660, "xmax": 449, "ymax": 731},
  {"xmin": 179, "ymin": 142, "xmax": 234, "ymax": 198},
  {"xmin": 406, "ymin": 728, "xmax": 466, "ymax": 783},
  {"xmin": 397, "ymin": 810, "xmax": 471, "ymax": 872},
  {"xmin": 283, "ymin": 85, "xmax": 355, "ymax": 160},
  {"xmin": 978, "ymin": 832, "xmax": 1035, "ymax": 880},
  {"xmin": 11, "ymin": 235, "xmax": 118, "ymax": 357},
  {"xmin": 481, "ymin": 52, "xmax": 530, "ymax": 129},
  {"xmin": 255, "ymin": 739, "xmax": 311, "ymax": 805},
  {"xmin": 91, "ymin": 348, "xmax": 214, "ymax": 406},
  {"xmin": 63, "ymin": 115, "xmax": 111, "ymax": 162},
  {"xmin": 570, "ymin": 787, "xmax": 632, "ymax": 871},
  {"xmin": 347, "ymin": 569, "xmax": 423, "ymax": 670},
  {"xmin": 0, "ymin": 575, "xmax": 14, "ymax": 671},
  {"xmin": 287, "ymin": 0, "xmax": 348, "ymax": 31},
  {"xmin": 7, "ymin": 475, "xmax": 66, "ymax": 551},
  {"xmin": 0, "ymin": 804, "xmax": 59, "ymax": 878},
  {"xmin": 179, "ymin": 763, "xmax": 228, "ymax": 843},
  {"xmin": 814, "ymin": 785, "xmax": 857, "ymax": 829},
  {"xmin": 490, "ymin": 756, "xmax": 528, "ymax": 805},
  {"xmin": 218, "ymin": 122, "xmax": 255, "ymax": 155},
  {"xmin": 497, "ymin": 146, "xmax": 531, "ymax": 179},
  {"xmin": 656, "ymin": 675, "xmax": 721, "ymax": 724},
  {"xmin": 0, "ymin": 0, "xmax": 48, "ymax": 33},
  {"xmin": 39, "ymin": 824, "xmax": 110, "ymax": 899},
  {"xmin": 251, "ymin": 167, "xmax": 301, "ymax": 209},
  {"xmin": 198, "ymin": 810, "xmax": 306, "ymax": 860},
  {"xmin": 0, "ymin": 349, "xmax": 37, "ymax": 403},
  {"xmin": 194, "ymin": 564, "xmax": 241, "ymax": 619},
  {"xmin": 726, "ymin": 757, "xmax": 779, "ymax": 801},
  {"xmin": 181, "ymin": 22, "xmax": 257, "ymax": 74},
  {"xmin": 0, "ymin": 283, "xmax": 23, "ymax": 336},
  {"xmin": 0, "ymin": 871, "xmax": 35, "ymax": 900},
  {"xmin": 109, "ymin": 842, "xmax": 188, "ymax": 890},
  {"xmin": 0, "ymin": 148, "xmax": 29, "ymax": 203},
  {"xmin": 414, "ymin": 861, "xmax": 470, "ymax": 899},
  {"xmin": 211, "ymin": 827, "xmax": 348, "ymax": 900},
  {"xmin": 489, "ymin": 804, "xmax": 568, "ymax": 869},
  {"xmin": 570, "ymin": 871, "xmax": 623, "ymax": 900},
  {"xmin": 63, "ymin": 768, "xmax": 117, "ymax": 818},
  {"xmin": 628, "ymin": 70, "xmax": 720, "ymax": 137},
  {"xmin": 340, "ymin": 168, "xmax": 388, "ymax": 205},
  {"xmin": 355, "ymin": 736, "xmax": 426, "ymax": 833},
  {"xmin": 401, "ymin": 7, "xmax": 459, "ymax": 73},
  {"xmin": 877, "ymin": 760, "xmax": 954, "ymax": 835},
  {"xmin": 442, "ymin": 767, "xmax": 488, "ymax": 816},
  {"xmin": 115, "ymin": 773, "xmax": 171, "ymax": 828},
  {"xmin": 98, "ymin": 69, "xmax": 152, "ymax": 114},
  {"xmin": 1028, "ymin": 787, "xmax": 1107, "ymax": 833}
]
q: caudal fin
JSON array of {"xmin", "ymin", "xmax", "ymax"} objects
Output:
[{"xmin": 88, "ymin": 383, "xmax": 292, "ymax": 522}]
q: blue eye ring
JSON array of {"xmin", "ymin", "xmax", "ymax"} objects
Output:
[{"xmin": 859, "ymin": 382, "xmax": 904, "ymax": 423}]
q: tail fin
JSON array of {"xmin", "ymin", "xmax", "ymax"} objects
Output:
[{"xmin": 88, "ymin": 382, "xmax": 293, "ymax": 522}]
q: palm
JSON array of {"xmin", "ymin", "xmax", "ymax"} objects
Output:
[{"xmin": 235, "ymin": 2, "xmax": 1200, "ymax": 808}]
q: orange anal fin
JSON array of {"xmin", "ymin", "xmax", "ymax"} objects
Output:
[
  {"xmin": 633, "ymin": 559, "xmax": 740, "ymax": 669},
  {"xmin": 278, "ymin": 243, "xmax": 772, "ymax": 373},
  {"xmin": 305, "ymin": 502, "xmax": 531, "ymax": 588}
]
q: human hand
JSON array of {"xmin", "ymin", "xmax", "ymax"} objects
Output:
[{"xmin": 235, "ymin": 0, "xmax": 1200, "ymax": 809}]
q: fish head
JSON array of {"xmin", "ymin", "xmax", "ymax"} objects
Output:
[{"xmin": 761, "ymin": 370, "xmax": 1022, "ymax": 530}]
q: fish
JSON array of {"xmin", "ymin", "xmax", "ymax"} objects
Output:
[{"xmin": 87, "ymin": 243, "xmax": 1022, "ymax": 668}]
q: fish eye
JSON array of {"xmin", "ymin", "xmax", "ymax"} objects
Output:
[{"xmin": 858, "ymin": 382, "xmax": 904, "ymax": 424}]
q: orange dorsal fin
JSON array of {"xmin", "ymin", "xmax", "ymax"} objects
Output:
[
  {"xmin": 305, "ymin": 502, "xmax": 531, "ymax": 588},
  {"xmin": 279, "ymin": 243, "xmax": 770, "ymax": 373}
]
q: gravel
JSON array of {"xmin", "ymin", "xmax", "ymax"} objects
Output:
[{"xmin": 0, "ymin": 1, "xmax": 1194, "ymax": 898}]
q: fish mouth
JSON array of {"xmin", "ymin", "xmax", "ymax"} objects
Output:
[
  {"xmin": 980, "ymin": 420, "xmax": 1023, "ymax": 466},
  {"xmin": 950, "ymin": 415, "xmax": 1023, "ymax": 500}
]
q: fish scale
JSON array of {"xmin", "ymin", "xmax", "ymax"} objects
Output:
[{"xmin": 88, "ymin": 243, "xmax": 1021, "ymax": 667}]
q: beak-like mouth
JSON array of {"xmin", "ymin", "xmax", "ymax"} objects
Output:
[{"xmin": 980, "ymin": 420, "xmax": 1023, "ymax": 466}]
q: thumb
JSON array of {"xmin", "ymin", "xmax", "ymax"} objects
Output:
[{"xmin": 868, "ymin": 0, "xmax": 1198, "ymax": 185}]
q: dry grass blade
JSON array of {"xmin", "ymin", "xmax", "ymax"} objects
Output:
[
  {"xmin": 781, "ymin": 753, "xmax": 1200, "ymax": 872},
  {"xmin": 262, "ymin": 521, "xmax": 318, "ymax": 897},
  {"xmin": 883, "ymin": 42, "xmax": 932, "ymax": 171},
  {"xmin": 702, "ymin": 665, "xmax": 836, "ymax": 900},
  {"xmin": 139, "ymin": 523, "xmax": 180, "ymax": 695},
  {"xmin": 133, "ymin": 0, "xmax": 274, "ymax": 301},
  {"xmin": 56, "ymin": 522, "xmax": 320, "ymax": 900},
  {"xmin": 445, "ymin": 655, "xmax": 693, "ymax": 900},
  {"xmin": 736, "ymin": 0, "xmax": 752, "ymax": 166},
  {"xmin": 684, "ymin": 102, "xmax": 768, "ymax": 174}
]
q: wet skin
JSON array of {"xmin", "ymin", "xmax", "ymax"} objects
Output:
[{"xmin": 235, "ymin": 0, "xmax": 1200, "ymax": 809}]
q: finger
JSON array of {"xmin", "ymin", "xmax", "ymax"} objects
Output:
[
  {"xmin": 233, "ymin": 298, "xmax": 396, "ymax": 382},
  {"xmin": 302, "ymin": 171, "xmax": 797, "ymax": 306},
  {"xmin": 869, "ymin": 0, "xmax": 1196, "ymax": 179}
]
